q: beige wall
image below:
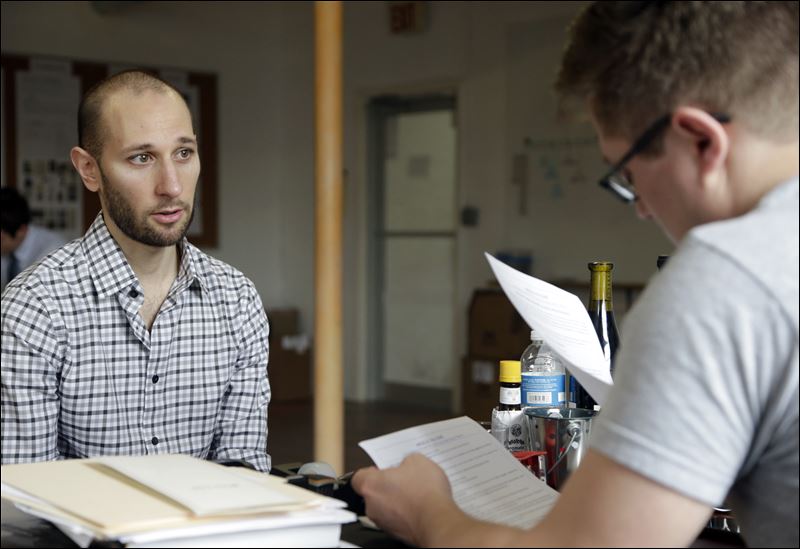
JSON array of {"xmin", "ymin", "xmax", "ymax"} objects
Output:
[{"xmin": 1, "ymin": 1, "xmax": 671, "ymax": 404}]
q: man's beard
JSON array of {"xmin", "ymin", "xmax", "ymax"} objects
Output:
[{"xmin": 99, "ymin": 168, "xmax": 195, "ymax": 247}]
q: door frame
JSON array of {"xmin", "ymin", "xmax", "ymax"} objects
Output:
[{"xmin": 366, "ymin": 94, "xmax": 458, "ymax": 403}]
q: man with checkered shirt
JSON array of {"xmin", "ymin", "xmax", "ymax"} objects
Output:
[{"xmin": 1, "ymin": 70, "xmax": 271, "ymax": 472}]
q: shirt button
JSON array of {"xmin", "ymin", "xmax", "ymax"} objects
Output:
[
  {"xmin": 151, "ymin": 437, "xmax": 159, "ymax": 446},
  {"xmin": 129, "ymin": 289, "xmax": 139, "ymax": 298},
  {"xmin": 152, "ymin": 375, "xmax": 159, "ymax": 384}
]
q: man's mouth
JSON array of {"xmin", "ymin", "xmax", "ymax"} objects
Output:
[{"xmin": 152, "ymin": 208, "xmax": 184, "ymax": 224}]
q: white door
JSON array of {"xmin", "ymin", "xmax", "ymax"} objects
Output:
[{"xmin": 370, "ymin": 98, "xmax": 457, "ymax": 408}]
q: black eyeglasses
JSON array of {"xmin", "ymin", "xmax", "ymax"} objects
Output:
[{"xmin": 599, "ymin": 112, "xmax": 731, "ymax": 203}]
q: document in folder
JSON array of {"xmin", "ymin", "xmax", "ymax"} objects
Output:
[
  {"xmin": 1, "ymin": 454, "xmax": 354, "ymax": 546},
  {"xmin": 96, "ymin": 454, "xmax": 297, "ymax": 516}
]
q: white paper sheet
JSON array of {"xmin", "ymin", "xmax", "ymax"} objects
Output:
[
  {"xmin": 359, "ymin": 416, "xmax": 558, "ymax": 529},
  {"xmin": 485, "ymin": 253, "xmax": 613, "ymax": 406},
  {"xmin": 96, "ymin": 454, "xmax": 296, "ymax": 516}
]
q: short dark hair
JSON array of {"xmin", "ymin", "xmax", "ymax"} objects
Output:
[
  {"xmin": 556, "ymin": 1, "xmax": 799, "ymax": 145},
  {"xmin": 78, "ymin": 70, "xmax": 190, "ymax": 160},
  {"xmin": 0, "ymin": 187, "xmax": 32, "ymax": 237}
]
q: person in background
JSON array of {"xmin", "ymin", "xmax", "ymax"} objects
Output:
[
  {"xmin": 1, "ymin": 70, "xmax": 271, "ymax": 472},
  {"xmin": 0, "ymin": 187, "xmax": 67, "ymax": 294},
  {"xmin": 353, "ymin": 2, "xmax": 799, "ymax": 547}
]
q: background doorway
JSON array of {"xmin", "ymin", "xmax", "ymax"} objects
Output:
[{"xmin": 367, "ymin": 95, "xmax": 458, "ymax": 410}]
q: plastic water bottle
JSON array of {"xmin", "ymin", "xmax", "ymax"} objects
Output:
[{"xmin": 521, "ymin": 330, "xmax": 565, "ymax": 407}]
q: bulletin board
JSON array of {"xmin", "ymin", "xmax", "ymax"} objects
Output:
[{"xmin": 0, "ymin": 53, "xmax": 218, "ymax": 247}]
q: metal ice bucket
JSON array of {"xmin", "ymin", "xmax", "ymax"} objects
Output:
[{"xmin": 525, "ymin": 407, "xmax": 597, "ymax": 491}]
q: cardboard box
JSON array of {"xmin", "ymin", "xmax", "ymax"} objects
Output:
[
  {"xmin": 468, "ymin": 289, "xmax": 531, "ymax": 360},
  {"xmin": 269, "ymin": 342, "xmax": 311, "ymax": 402},
  {"xmin": 461, "ymin": 356, "xmax": 499, "ymax": 422},
  {"xmin": 266, "ymin": 308, "xmax": 311, "ymax": 402},
  {"xmin": 267, "ymin": 308, "xmax": 300, "ymax": 339}
]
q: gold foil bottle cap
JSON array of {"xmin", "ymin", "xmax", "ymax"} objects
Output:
[{"xmin": 588, "ymin": 261, "xmax": 614, "ymax": 271}]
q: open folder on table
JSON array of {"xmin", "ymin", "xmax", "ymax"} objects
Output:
[{"xmin": 1, "ymin": 454, "xmax": 355, "ymax": 548}]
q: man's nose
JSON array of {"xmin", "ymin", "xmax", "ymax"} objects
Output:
[{"xmin": 156, "ymin": 160, "xmax": 182, "ymax": 198}]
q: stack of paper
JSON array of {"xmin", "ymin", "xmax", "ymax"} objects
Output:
[{"xmin": 1, "ymin": 454, "xmax": 355, "ymax": 548}]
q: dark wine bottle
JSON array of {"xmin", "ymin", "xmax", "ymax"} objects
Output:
[{"xmin": 570, "ymin": 261, "xmax": 620, "ymax": 410}]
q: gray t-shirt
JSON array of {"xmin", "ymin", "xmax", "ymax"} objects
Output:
[{"xmin": 590, "ymin": 178, "xmax": 799, "ymax": 548}]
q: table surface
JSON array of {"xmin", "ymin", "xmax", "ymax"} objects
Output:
[
  {"xmin": 0, "ymin": 498, "xmax": 405, "ymax": 549},
  {"xmin": 1, "ymin": 497, "xmax": 744, "ymax": 548}
]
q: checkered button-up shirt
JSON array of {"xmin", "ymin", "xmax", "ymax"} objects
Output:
[{"xmin": 1, "ymin": 214, "xmax": 271, "ymax": 471}]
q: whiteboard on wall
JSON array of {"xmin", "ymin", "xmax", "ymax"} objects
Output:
[{"xmin": 503, "ymin": 16, "xmax": 671, "ymax": 284}]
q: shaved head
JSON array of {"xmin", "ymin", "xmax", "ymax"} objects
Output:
[{"xmin": 78, "ymin": 70, "xmax": 191, "ymax": 160}]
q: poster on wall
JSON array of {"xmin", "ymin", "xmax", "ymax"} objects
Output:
[{"xmin": 15, "ymin": 58, "xmax": 83, "ymax": 241}]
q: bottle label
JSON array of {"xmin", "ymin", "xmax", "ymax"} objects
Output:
[
  {"xmin": 499, "ymin": 386, "xmax": 521, "ymax": 405},
  {"xmin": 521, "ymin": 373, "xmax": 565, "ymax": 407},
  {"xmin": 492, "ymin": 409, "xmax": 529, "ymax": 452}
]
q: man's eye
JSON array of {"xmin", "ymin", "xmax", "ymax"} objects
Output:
[
  {"xmin": 177, "ymin": 148, "xmax": 194, "ymax": 160},
  {"xmin": 130, "ymin": 153, "xmax": 151, "ymax": 164}
]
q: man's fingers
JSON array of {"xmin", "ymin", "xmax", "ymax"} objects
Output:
[{"xmin": 352, "ymin": 465, "xmax": 378, "ymax": 495}]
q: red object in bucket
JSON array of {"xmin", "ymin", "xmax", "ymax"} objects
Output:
[{"xmin": 512, "ymin": 450, "xmax": 547, "ymax": 482}]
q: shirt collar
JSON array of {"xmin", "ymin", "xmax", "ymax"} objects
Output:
[
  {"xmin": 761, "ymin": 176, "xmax": 799, "ymax": 208},
  {"xmin": 82, "ymin": 213, "xmax": 205, "ymax": 298},
  {"xmin": 175, "ymin": 236, "xmax": 206, "ymax": 295}
]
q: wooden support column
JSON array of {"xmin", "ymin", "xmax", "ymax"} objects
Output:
[{"xmin": 313, "ymin": 0, "xmax": 344, "ymax": 474}]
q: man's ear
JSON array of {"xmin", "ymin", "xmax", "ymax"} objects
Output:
[
  {"xmin": 671, "ymin": 107, "xmax": 730, "ymax": 182},
  {"xmin": 70, "ymin": 147, "xmax": 101, "ymax": 193}
]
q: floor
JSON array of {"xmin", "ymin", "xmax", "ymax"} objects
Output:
[{"xmin": 267, "ymin": 400, "xmax": 453, "ymax": 474}]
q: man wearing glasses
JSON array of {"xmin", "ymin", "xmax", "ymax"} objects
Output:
[{"xmin": 353, "ymin": 2, "xmax": 798, "ymax": 547}]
